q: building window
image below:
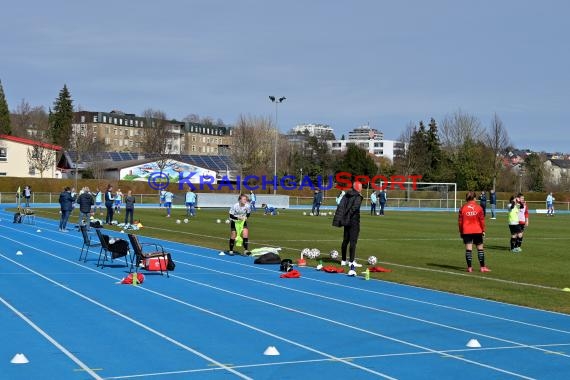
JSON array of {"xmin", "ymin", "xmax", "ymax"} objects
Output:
[
  {"xmin": 103, "ymin": 115, "xmax": 107, "ymax": 123},
  {"xmin": 29, "ymin": 166, "xmax": 36, "ymax": 175},
  {"xmin": 105, "ymin": 137, "xmax": 110, "ymax": 145},
  {"xmin": 114, "ymin": 128, "xmax": 118, "ymax": 136},
  {"xmin": 0, "ymin": 172, "xmax": 6, "ymax": 176},
  {"xmin": 93, "ymin": 115, "xmax": 98, "ymax": 123},
  {"xmin": 191, "ymin": 145, "xmax": 196, "ymax": 152},
  {"xmin": 192, "ymin": 136, "xmax": 196, "ymax": 142},
  {"xmin": 81, "ymin": 115, "xmax": 86, "ymax": 123},
  {"xmin": 0, "ymin": 147, "xmax": 7, "ymax": 161}
]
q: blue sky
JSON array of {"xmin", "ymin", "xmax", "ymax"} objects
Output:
[{"xmin": 1, "ymin": 0, "xmax": 569, "ymax": 152}]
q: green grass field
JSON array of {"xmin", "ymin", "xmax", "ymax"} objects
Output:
[{"xmin": 33, "ymin": 207, "xmax": 570, "ymax": 314}]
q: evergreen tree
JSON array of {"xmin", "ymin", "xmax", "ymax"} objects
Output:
[
  {"xmin": 0, "ymin": 80, "xmax": 11, "ymax": 135},
  {"xmin": 426, "ymin": 118, "xmax": 443, "ymax": 181},
  {"xmin": 49, "ymin": 85, "xmax": 74, "ymax": 148}
]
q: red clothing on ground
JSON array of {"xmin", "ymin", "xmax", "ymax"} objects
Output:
[{"xmin": 458, "ymin": 200, "xmax": 485, "ymax": 234}]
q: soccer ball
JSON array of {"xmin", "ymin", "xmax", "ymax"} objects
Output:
[
  {"xmin": 225, "ymin": 219, "xmax": 230, "ymax": 224},
  {"xmin": 183, "ymin": 218, "xmax": 189, "ymax": 223},
  {"xmin": 330, "ymin": 250, "xmax": 339, "ymax": 260},
  {"xmin": 368, "ymin": 256, "xmax": 378, "ymax": 265},
  {"xmin": 303, "ymin": 212, "xmax": 307, "ymax": 216},
  {"xmin": 311, "ymin": 248, "xmax": 321, "ymax": 258},
  {"xmin": 301, "ymin": 248, "xmax": 311, "ymax": 258},
  {"xmin": 176, "ymin": 219, "xmax": 181, "ymax": 224},
  {"xmin": 216, "ymin": 219, "xmax": 221, "ymax": 224}
]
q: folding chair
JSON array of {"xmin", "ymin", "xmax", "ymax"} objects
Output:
[
  {"xmin": 96, "ymin": 228, "xmax": 130, "ymax": 268},
  {"xmin": 20, "ymin": 208, "xmax": 36, "ymax": 225},
  {"xmin": 128, "ymin": 234, "xmax": 170, "ymax": 277},
  {"xmin": 78, "ymin": 225, "xmax": 101, "ymax": 262}
]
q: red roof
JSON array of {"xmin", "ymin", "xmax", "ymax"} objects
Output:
[{"xmin": 0, "ymin": 134, "xmax": 62, "ymax": 151}]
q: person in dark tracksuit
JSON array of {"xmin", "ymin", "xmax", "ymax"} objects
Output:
[
  {"xmin": 332, "ymin": 182, "xmax": 363, "ymax": 276},
  {"xmin": 124, "ymin": 190, "xmax": 136, "ymax": 225},
  {"xmin": 105, "ymin": 184, "xmax": 115, "ymax": 225},
  {"xmin": 58, "ymin": 187, "xmax": 76, "ymax": 232}
]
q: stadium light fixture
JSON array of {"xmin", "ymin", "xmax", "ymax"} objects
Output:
[{"xmin": 269, "ymin": 95, "xmax": 286, "ymax": 194}]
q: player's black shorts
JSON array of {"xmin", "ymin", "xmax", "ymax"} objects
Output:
[
  {"xmin": 462, "ymin": 233, "xmax": 484, "ymax": 245},
  {"xmin": 509, "ymin": 224, "xmax": 522, "ymax": 234},
  {"xmin": 518, "ymin": 224, "xmax": 526, "ymax": 232},
  {"xmin": 230, "ymin": 220, "xmax": 248, "ymax": 231}
]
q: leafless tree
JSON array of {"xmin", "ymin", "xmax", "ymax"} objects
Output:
[
  {"xmin": 27, "ymin": 143, "xmax": 57, "ymax": 178},
  {"xmin": 485, "ymin": 113, "xmax": 510, "ymax": 190},
  {"xmin": 231, "ymin": 114, "xmax": 274, "ymax": 177},
  {"xmin": 11, "ymin": 99, "xmax": 32, "ymax": 136},
  {"xmin": 440, "ymin": 109, "xmax": 483, "ymax": 153},
  {"xmin": 141, "ymin": 108, "xmax": 175, "ymax": 175},
  {"xmin": 183, "ymin": 114, "xmax": 200, "ymax": 123},
  {"xmin": 392, "ymin": 122, "xmax": 418, "ymax": 176},
  {"xmin": 11, "ymin": 101, "xmax": 49, "ymax": 138}
]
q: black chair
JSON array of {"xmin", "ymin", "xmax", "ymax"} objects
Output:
[
  {"xmin": 95, "ymin": 229, "xmax": 130, "ymax": 268},
  {"xmin": 128, "ymin": 234, "xmax": 170, "ymax": 277},
  {"xmin": 78, "ymin": 225, "xmax": 101, "ymax": 262}
]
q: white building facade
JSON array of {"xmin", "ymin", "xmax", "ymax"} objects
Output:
[
  {"xmin": 292, "ymin": 123, "xmax": 334, "ymax": 137},
  {"xmin": 327, "ymin": 139, "xmax": 403, "ymax": 161}
]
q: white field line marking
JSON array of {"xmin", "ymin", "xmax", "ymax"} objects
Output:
[
  {"xmin": 0, "ymin": 232, "xmax": 396, "ymax": 379},
  {"xmin": 0, "ymin": 253, "xmax": 252, "ymax": 380},
  {"xmin": 4, "ymin": 220, "xmax": 570, "ymax": 328},
  {"xmin": 102, "ymin": 343, "xmax": 570, "ymax": 379},
  {"xmin": 155, "ymin": 242, "xmax": 570, "ymax": 334},
  {"xmin": 0, "ymin": 296, "xmax": 103, "ymax": 380},
  {"xmin": 166, "ymin": 269, "xmax": 537, "ymax": 380},
  {"xmin": 175, "ymin": 260, "xmax": 570, "ymax": 361}
]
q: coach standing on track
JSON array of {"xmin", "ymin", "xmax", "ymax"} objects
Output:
[
  {"xmin": 458, "ymin": 191, "xmax": 490, "ymax": 273},
  {"xmin": 333, "ymin": 181, "xmax": 363, "ymax": 276}
]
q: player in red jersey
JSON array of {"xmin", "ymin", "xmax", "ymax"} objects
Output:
[{"xmin": 458, "ymin": 191, "xmax": 490, "ymax": 273}]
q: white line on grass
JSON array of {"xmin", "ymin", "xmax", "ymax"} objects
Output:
[
  {"xmin": 0, "ymin": 229, "xmax": 396, "ymax": 379},
  {"xmin": 0, "ymin": 296, "xmax": 104, "ymax": 380},
  {"xmin": 155, "ymin": 242, "xmax": 570, "ymax": 334},
  {"xmin": 5, "ymin": 216, "xmax": 569, "ymax": 324},
  {"xmin": 3, "ymin": 210, "xmax": 568, "ymax": 294}
]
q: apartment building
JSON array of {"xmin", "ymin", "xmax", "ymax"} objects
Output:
[{"xmin": 72, "ymin": 111, "xmax": 233, "ymax": 155}]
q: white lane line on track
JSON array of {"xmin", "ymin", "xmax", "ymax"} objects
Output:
[
  {"xmin": 0, "ymin": 235, "xmax": 535, "ymax": 380},
  {"xmin": 165, "ymin": 267, "xmax": 538, "ymax": 379},
  {"xmin": 0, "ymin": 296, "xmax": 103, "ymax": 380},
  {"xmin": 180, "ymin": 260, "xmax": 570, "ymax": 357},
  {"xmin": 153, "ymin": 241, "xmax": 570, "ymax": 335},
  {"xmin": 0, "ymin": 229, "xmax": 396, "ymax": 379},
  {"xmin": 0, "ymin": 252, "xmax": 253, "ymax": 380},
  {"xmin": 102, "ymin": 343, "xmax": 570, "ymax": 379},
  {"xmin": 6, "ymin": 214, "xmax": 568, "ymax": 328}
]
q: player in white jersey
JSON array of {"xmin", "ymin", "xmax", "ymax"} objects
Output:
[{"xmin": 228, "ymin": 194, "xmax": 251, "ymax": 256}]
